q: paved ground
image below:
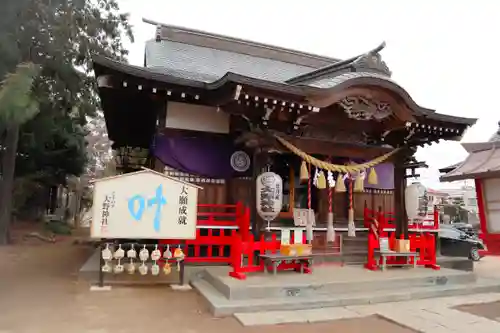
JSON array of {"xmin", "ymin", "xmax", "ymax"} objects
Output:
[
  {"xmin": 234, "ymin": 257, "xmax": 500, "ymax": 332},
  {"xmin": 236, "ymin": 293, "xmax": 500, "ymax": 332},
  {"xmin": 455, "ymin": 301, "xmax": 500, "ymax": 322},
  {"xmin": 0, "ymin": 235, "xmax": 413, "ymax": 333},
  {"xmin": 1, "ymin": 226, "xmax": 500, "ymax": 333}
]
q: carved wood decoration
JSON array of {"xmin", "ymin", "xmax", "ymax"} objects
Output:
[
  {"xmin": 300, "ymin": 126, "xmax": 368, "ymax": 145},
  {"xmin": 338, "ymin": 96, "xmax": 392, "ymax": 121}
]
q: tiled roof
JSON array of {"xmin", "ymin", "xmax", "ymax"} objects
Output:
[
  {"xmin": 145, "ymin": 40, "xmax": 318, "ymax": 83},
  {"xmin": 440, "ymin": 145, "xmax": 500, "ymax": 182},
  {"xmin": 440, "ymin": 125, "xmax": 500, "ymax": 177}
]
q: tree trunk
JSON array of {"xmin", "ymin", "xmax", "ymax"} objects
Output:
[{"xmin": 0, "ymin": 124, "xmax": 20, "ymax": 245}]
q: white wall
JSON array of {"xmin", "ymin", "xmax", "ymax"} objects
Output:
[
  {"xmin": 165, "ymin": 102, "xmax": 229, "ymax": 134},
  {"xmin": 483, "ymin": 178, "xmax": 500, "ymax": 233}
]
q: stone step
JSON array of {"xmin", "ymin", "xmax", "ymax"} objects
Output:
[
  {"xmin": 193, "ymin": 277, "xmax": 500, "ymax": 317},
  {"xmin": 203, "ymin": 267, "xmax": 476, "ymax": 301}
]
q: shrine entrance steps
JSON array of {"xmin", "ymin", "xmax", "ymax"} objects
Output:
[
  {"xmin": 341, "ymin": 233, "xmax": 369, "ymax": 265},
  {"xmin": 191, "ymin": 265, "xmax": 500, "ymax": 317}
]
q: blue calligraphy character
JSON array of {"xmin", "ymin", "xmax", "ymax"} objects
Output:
[
  {"xmin": 128, "ymin": 195, "xmax": 146, "ymax": 221},
  {"xmin": 148, "ymin": 185, "xmax": 167, "ymax": 232}
]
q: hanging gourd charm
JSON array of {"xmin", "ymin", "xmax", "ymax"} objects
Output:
[
  {"xmin": 151, "ymin": 261, "xmax": 160, "ymax": 276},
  {"xmin": 163, "ymin": 262, "xmax": 172, "ymax": 275},
  {"xmin": 151, "ymin": 244, "xmax": 161, "ymax": 261},
  {"xmin": 113, "ymin": 258, "xmax": 124, "ymax": 274},
  {"xmin": 101, "ymin": 243, "xmax": 112, "ymax": 261},
  {"xmin": 101, "ymin": 260, "xmax": 112, "ymax": 273},
  {"xmin": 138, "ymin": 261, "xmax": 148, "ymax": 275},
  {"xmin": 163, "ymin": 244, "xmax": 172, "ymax": 259},
  {"xmin": 114, "ymin": 244, "xmax": 124, "ymax": 260},
  {"xmin": 127, "ymin": 258, "xmax": 136, "ymax": 274},
  {"xmin": 173, "ymin": 245, "xmax": 184, "ymax": 260},
  {"xmin": 127, "ymin": 244, "xmax": 137, "ymax": 259},
  {"xmin": 174, "ymin": 245, "xmax": 185, "ymax": 272},
  {"xmin": 139, "ymin": 245, "xmax": 149, "ymax": 261}
]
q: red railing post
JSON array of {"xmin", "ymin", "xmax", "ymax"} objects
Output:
[
  {"xmin": 433, "ymin": 205, "xmax": 439, "ymax": 230},
  {"xmin": 229, "ymin": 234, "xmax": 246, "ymax": 280},
  {"xmin": 365, "ymin": 231, "xmax": 377, "ymax": 270}
]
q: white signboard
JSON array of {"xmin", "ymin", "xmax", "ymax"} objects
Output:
[
  {"xmin": 281, "ymin": 229, "xmax": 291, "ymax": 245},
  {"xmin": 293, "ymin": 228, "xmax": 304, "ymax": 244},
  {"xmin": 293, "ymin": 208, "xmax": 316, "ymax": 227},
  {"xmin": 91, "ymin": 169, "xmax": 200, "ymax": 239},
  {"xmin": 256, "ymin": 172, "xmax": 283, "ymax": 222}
]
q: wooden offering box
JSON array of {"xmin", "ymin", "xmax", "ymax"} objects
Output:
[
  {"xmin": 280, "ymin": 243, "xmax": 312, "ymax": 256},
  {"xmin": 394, "ymin": 239, "xmax": 410, "ymax": 252}
]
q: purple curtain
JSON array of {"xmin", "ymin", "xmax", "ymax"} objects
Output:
[
  {"xmin": 153, "ymin": 134, "xmax": 252, "ymax": 179},
  {"xmin": 364, "ymin": 163, "xmax": 394, "ymax": 189},
  {"xmin": 153, "ymin": 133, "xmax": 394, "ymax": 188}
]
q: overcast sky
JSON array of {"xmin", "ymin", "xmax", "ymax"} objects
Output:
[{"xmin": 119, "ymin": 0, "xmax": 498, "ymax": 190}]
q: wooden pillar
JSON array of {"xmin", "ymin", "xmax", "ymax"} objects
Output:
[
  {"xmin": 475, "ymin": 179, "xmax": 488, "ymax": 236},
  {"xmin": 394, "ymin": 153, "xmax": 408, "ymax": 239}
]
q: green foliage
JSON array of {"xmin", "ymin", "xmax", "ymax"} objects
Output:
[
  {"xmin": 0, "ymin": 0, "xmax": 134, "ymax": 225},
  {"xmin": 0, "ymin": 63, "xmax": 41, "ymax": 125},
  {"xmin": 0, "ymin": 0, "xmax": 133, "ymax": 183},
  {"xmin": 45, "ymin": 219, "xmax": 72, "ymax": 235}
]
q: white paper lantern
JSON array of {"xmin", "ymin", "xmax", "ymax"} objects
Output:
[
  {"xmin": 405, "ymin": 183, "xmax": 427, "ymax": 221},
  {"xmin": 256, "ymin": 172, "xmax": 283, "ymax": 225}
]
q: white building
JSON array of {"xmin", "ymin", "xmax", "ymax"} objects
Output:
[{"xmin": 441, "ymin": 186, "xmax": 478, "ymax": 214}]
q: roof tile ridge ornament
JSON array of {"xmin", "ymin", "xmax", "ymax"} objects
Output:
[
  {"xmin": 489, "ymin": 120, "xmax": 500, "ymax": 142},
  {"xmin": 351, "ymin": 41, "xmax": 392, "ymax": 77},
  {"xmin": 285, "ymin": 41, "xmax": 391, "ymax": 85}
]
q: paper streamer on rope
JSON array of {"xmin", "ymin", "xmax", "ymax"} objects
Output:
[
  {"xmin": 327, "ymin": 170, "xmax": 335, "ymax": 188},
  {"xmin": 313, "ymin": 167, "xmax": 319, "ymax": 187}
]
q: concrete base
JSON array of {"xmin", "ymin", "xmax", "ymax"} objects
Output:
[
  {"xmin": 193, "ymin": 266, "xmax": 500, "ymax": 317},
  {"xmin": 89, "ymin": 285, "xmax": 112, "ymax": 292},
  {"xmin": 170, "ymin": 284, "xmax": 192, "ymax": 291}
]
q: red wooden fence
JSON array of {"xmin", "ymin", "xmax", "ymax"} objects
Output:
[
  {"xmin": 229, "ymin": 233, "xmax": 311, "ymax": 280},
  {"xmin": 365, "ymin": 218, "xmax": 439, "ymax": 270},
  {"xmin": 159, "ymin": 202, "xmax": 250, "ymax": 264}
]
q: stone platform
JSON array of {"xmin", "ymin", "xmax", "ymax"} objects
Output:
[{"xmin": 192, "ymin": 265, "xmax": 500, "ymax": 317}]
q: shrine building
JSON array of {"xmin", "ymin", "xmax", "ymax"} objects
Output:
[{"xmin": 92, "ymin": 19, "xmax": 477, "ymax": 246}]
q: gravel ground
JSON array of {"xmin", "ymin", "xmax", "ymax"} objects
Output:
[{"xmin": 0, "ymin": 227, "xmax": 416, "ymax": 333}]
